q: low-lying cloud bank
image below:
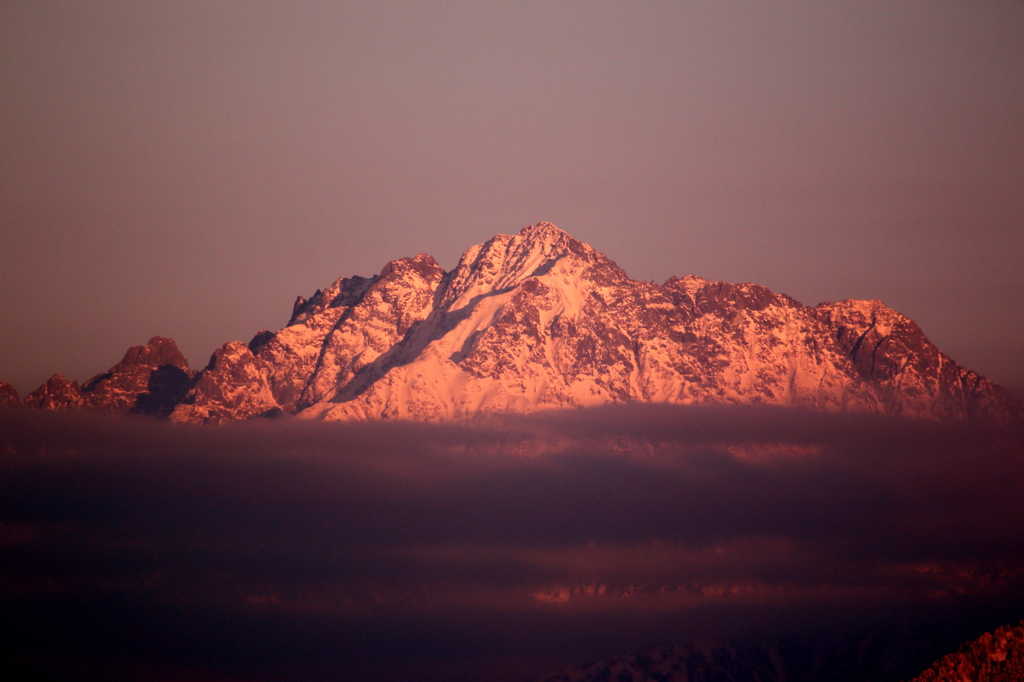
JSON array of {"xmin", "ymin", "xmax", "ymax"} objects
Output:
[{"xmin": 2, "ymin": 406, "xmax": 1022, "ymax": 680}]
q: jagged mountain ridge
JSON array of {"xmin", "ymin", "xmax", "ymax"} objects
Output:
[
  {"xmin": 17, "ymin": 337, "xmax": 195, "ymax": 417},
  {"xmin": 10, "ymin": 223, "xmax": 1022, "ymax": 424}
]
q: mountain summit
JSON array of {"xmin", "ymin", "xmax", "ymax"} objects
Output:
[{"xmin": 13, "ymin": 224, "xmax": 1023, "ymax": 424}]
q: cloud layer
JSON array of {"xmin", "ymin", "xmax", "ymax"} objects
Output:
[{"xmin": 2, "ymin": 405, "xmax": 1023, "ymax": 680}]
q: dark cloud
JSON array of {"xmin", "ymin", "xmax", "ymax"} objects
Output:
[{"xmin": 1, "ymin": 406, "xmax": 1023, "ymax": 680}]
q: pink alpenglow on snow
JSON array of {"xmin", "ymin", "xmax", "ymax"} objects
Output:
[{"xmin": 11, "ymin": 225, "xmax": 1022, "ymax": 425}]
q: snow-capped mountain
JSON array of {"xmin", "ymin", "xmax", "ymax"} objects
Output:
[{"xmin": 11, "ymin": 224, "xmax": 1022, "ymax": 424}]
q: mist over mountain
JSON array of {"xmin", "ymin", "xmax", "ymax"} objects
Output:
[
  {"xmin": 2, "ymin": 406, "xmax": 1023, "ymax": 680},
  {"xmin": 543, "ymin": 620, "xmax": 1024, "ymax": 682},
  {"xmin": 5, "ymin": 0, "xmax": 1023, "ymax": 677},
  {"xmin": 3, "ymin": 224, "xmax": 1022, "ymax": 679},
  {"xmin": 8, "ymin": 224, "xmax": 1022, "ymax": 425}
]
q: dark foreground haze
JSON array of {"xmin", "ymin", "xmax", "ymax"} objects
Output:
[{"xmin": 2, "ymin": 405, "xmax": 1023, "ymax": 681}]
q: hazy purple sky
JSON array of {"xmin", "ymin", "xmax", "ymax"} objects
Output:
[{"xmin": 2, "ymin": 1, "xmax": 1022, "ymax": 396}]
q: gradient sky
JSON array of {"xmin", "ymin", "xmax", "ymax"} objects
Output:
[{"xmin": 2, "ymin": 1, "xmax": 1023, "ymax": 396}]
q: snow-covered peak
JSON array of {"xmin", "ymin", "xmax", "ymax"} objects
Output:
[
  {"xmin": 442, "ymin": 223, "xmax": 616, "ymax": 307},
  {"xmin": 664, "ymin": 275, "xmax": 711, "ymax": 304},
  {"xmin": 518, "ymin": 221, "xmax": 577, "ymax": 245},
  {"xmin": 26, "ymin": 222, "xmax": 1021, "ymax": 425},
  {"xmin": 515, "ymin": 222, "xmax": 600, "ymax": 262},
  {"xmin": 819, "ymin": 299, "xmax": 907, "ymax": 338},
  {"xmin": 379, "ymin": 252, "xmax": 443, "ymax": 280}
]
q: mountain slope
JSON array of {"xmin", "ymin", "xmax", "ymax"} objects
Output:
[
  {"xmin": 170, "ymin": 223, "xmax": 1020, "ymax": 424},
  {"xmin": 0, "ymin": 382, "xmax": 18, "ymax": 407},
  {"xmin": 10, "ymin": 224, "xmax": 1020, "ymax": 424},
  {"xmin": 22, "ymin": 337, "xmax": 194, "ymax": 417},
  {"xmin": 908, "ymin": 621, "xmax": 1024, "ymax": 682}
]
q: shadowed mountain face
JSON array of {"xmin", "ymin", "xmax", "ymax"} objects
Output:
[
  {"xmin": 21, "ymin": 336, "xmax": 194, "ymax": 416},
  {"xmin": 12, "ymin": 224, "xmax": 1023, "ymax": 424},
  {"xmin": 4, "ymin": 225, "xmax": 1021, "ymax": 680},
  {"xmin": 0, "ymin": 382, "xmax": 18, "ymax": 406}
]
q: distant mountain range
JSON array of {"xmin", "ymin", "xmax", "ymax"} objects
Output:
[{"xmin": 4, "ymin": 223, "xmax": 1021, "ymax": 424}]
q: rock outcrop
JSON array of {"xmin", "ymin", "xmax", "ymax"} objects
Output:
[
  {"xmin": 910, "ymin": 621, "xmax": 1024, "ymax": 682},
  {"xmin": 0, "ymin": 382, "xmax": 20, "ymax": 407},
  {"xmin": 22, "ymin": 336, "xmax": 194, "ymax": 417},
  {"xmin": 18, "ymin": 224, "xmax": 1022, "ymax": 424},
  {"xmin": 172, "ymin": 223, "xmax": 1021, "ymax": 424}
]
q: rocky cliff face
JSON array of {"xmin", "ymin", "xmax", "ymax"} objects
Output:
[
  {"xmin": 909, "ymin": 621, "xmax": 1024, "ymax": 682},
  {"xmin": 21, "ymin": 337, "xmax": 194, "ymax": 417},
  {"xmin": 0, "ymin": 382, "xmax": 21, "ymax": 407},
  {"xmin": 171, "ymin": 223, "xmax": 1020, "ymax": 424},
  {"xmin": 11, "ymin": 224, "xmax": 1021, "ymax": 424}
]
